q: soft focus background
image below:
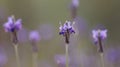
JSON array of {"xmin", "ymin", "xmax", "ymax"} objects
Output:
[{"xmin": 0, "ymin": 0, "xmax": 120, "ymax": 67}]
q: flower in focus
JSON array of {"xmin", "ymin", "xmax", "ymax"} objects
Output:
[
  {"xmin": 92, "ymin": 29, "xmax": 107, "ymax": 44},
  {"xmin": 3, "ymin": 15, "xmax": 22, "ymax": 32},
  {"xmin": 29, "ymin": 31, "xmax": 40, "ymax": 42},
  {"xmin": 59, "ymin": 21, "xmax": 75, "ymax": 36}
]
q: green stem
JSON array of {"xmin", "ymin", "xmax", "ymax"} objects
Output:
[
  {"xmin": 100, "ymin": 53, "xmax": 105, "ymax": 67},
  {"xmin": 32, "ymin": 52, "xmax": 38, "ymax": 67},
  {"xmin": 66, "ymin": 44, "xmax": 69, "ymax": 67},
  {"xmin": 13, "ymin": 45, "xmax": 20, "ymax": 67}
]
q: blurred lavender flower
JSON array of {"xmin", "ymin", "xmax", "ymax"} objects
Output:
[
  {"xmin": 17, "ymin": 28, "xmax": 29, "ymax": 43},
  {"xmin": 92, "ymin": 29, "xmax": 107, "ymax": 44},
  {"xmin": 3, "ymin": 15, "xmax": 22, "ymax": 32},
  {"xmin": 59, "ymin": 21, "xmax": 75, "ymax": 44},
  {"xmin": 105, "ymin": 48, "xmax": 120, "ymax": 63},
  {"xmin": 29, "ymin": 31, "xmax": 40, "ymax": 52},
  {"xmin": 55, "ymin": 55, "xmax": 70, "ymax": 67},
  {"xmin": 92, "ymin": 29, "xmax": 107, "ymax": 53},
  {"xmin": 0, "ymin": 47, "xmax": 7, "ymax": 67},
  {"xmin": 29, "ymin": 31, "xmax": 40, "ymax": 42},
  {"xmin": 38, "ymin": 23, "xmax": 55, "ymax": 40},
  {"xmin": 70, "ymin": 0, "xmax": 79, "ymax": 19},
  {"xmin": 71, "ymin": 0, "xmax": 79, "ymax": 8}
]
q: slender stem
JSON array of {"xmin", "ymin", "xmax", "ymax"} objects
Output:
[
  {"xmin": 100, "ymin": 53, "xmax": 105, "ymax": 67},
  {"xmin": 65, "ymin": 44, "xmax": 69, "ymax": 67},
  {"xmin": 13, "ymin": 44, "xmax": 20, "ymax": 67},
  {"xmin": 32, "ymin": 52, "xmax": 38, "ymax": 67}
]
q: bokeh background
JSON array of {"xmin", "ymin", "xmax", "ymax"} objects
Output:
[{"xmin": 0, "ymin": 0, "xmax": 120, "ymax": 67}]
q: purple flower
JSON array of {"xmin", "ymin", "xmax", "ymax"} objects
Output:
[
  {"xmin": 92, "ymin": 29, "xmax": 107, "ymax": 44},
  {"xmin": 72, "ymin": 0, "xmax": 79, "ymax": 7},
  {"xmin": 54, "ymin": 55, "xmax": 70, "ymax": 67},
  {"xmin": 59, "ymin": 21, "xmax": 75, "ymax": 36},
  {"xmin": 29, "ymin": 31, "xmax": 40, "ymax": 42},
  {"xmin": 54, "ymin": 55, "xmax": 66, "ymax": 65},
  {"xmin": 3, "ymin": 15, "xmax": 22, "ymax": 32}
]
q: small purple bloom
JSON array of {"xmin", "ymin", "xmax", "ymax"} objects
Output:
[
  {"xmin": 92, "ymin": 29, "xmax": 107, "ymax": 44},
  {"xmin": 72, "ymin": 0, "xmax": 79, "ymax": 7},
  {"xmin": 54, "ymin": 55, "xmax": 70, "ymax": 67},
  {"xmin": 29, "ymin": 31, "xmax": 40, "ymax": 42},
  {"xmin": 59, "ymin": 21, "xmax": 75, "ymax": 36},
  {"xmin": 3, "ymin": 15, "xmax": 22, "ymax": 32}
]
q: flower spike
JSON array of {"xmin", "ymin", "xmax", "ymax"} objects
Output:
[
  {"xmin": 92, "ymin": 29, "xmax": 107, "ymax": 53},
  {"xmin": 59, "ymin": 21, "xmax": 75, "ymax": 44}
]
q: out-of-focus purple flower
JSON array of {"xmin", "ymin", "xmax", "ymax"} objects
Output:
[
  {"xmin": 0, "ymin": 47, "xmax": 7, "ymax": 67},
  {"xmin": 29, "ymin": 31, "xmax": 40, "ymax": 42},
  {"xmin": 55, "ymin": 55, "xmax": 66, "ymax": 65},
  {"xmin": 38, "ymin": 23, "xmax": 55, "ymax": 40},
  {"xmin": 3, "ymin": 15, "xmax": 22, "ymax": 32},
  {"xmin": 59, "ymin": 21, "xmax": 75, "ymax": 36},
  {"xmin": 92, "ymin": 29, "xmax": 107, "ymax": 44},
  {"xmin": 54, "ymin": 55, "xmax": 69, "ymax": 67},
  {"xmin": 17, "ymin": 28, "xmax": 29, "ymax": 43},
  {"xmin": 105, "ymin": 48, "xmax": 120, "ymax": 63},
  {"xmin": 71, "ymin": 0, "xmax": 79, "ymax": 7}
]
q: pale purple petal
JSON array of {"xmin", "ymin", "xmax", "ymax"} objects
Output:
[
  {"xmin": 15, "ymin": 19, "xmax": 22, "ymax": 30},
  {"xmin": 100, "ymin": 29, "xmax": 107, "ymax": 39},
  {"xmin": 92, "ymin": 30, "xmax": 98, "ymax": 42},
  {"xmin": 8, "ymin": 16, "xmax": 14, "ymax": 23},
  {"xmin": 3, "ymin": 21, "xmax": 13, "ymax": 32}
]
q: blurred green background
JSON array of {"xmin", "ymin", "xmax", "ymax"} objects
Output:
[{"xmin": 0, "ymin": 0, "xmax": 120, "ymax": 67}]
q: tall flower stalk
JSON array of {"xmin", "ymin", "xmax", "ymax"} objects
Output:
[
  {"xmin": 3, "ymin": 15, "xmax": 22, "ymax": 67},
  {"xmin": 59, "ymin": 21, "xmax": 75, "ymax": 67},
  {"xmin": 92, "ymin": 29, "xmax": 107, "ymax": 67},
  {"xmin": 70, "ymin": 0, "xmax": 79, "ymax": 20},
  {"xmin": 29, "ymin": 31, "xmax": 40, "ymax": 67}
]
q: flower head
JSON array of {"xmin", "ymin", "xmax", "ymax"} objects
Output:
[
  {"xmin": 72, "ymin": 0, "xmax": 79, "ymax": 7},
  {"xmin": 29, "ymin": 31, "xmax": 40, "ymax": 42},
  {"xmin": 3, "ymin": 15, "xmax": 22, "ymax": 32},
  {"xmin": 59, "ymin": 21, "xmax": 75, "ymax": 36},
  {"xmin": 54, "ymin": 55, "xmax": 70, "ymax": 67},
  {"xmin": 92, "ymin": 29, "xmax": 107, "ymax": 44}
]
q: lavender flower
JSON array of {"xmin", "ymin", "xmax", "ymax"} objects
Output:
[
  {"xmin": 3, "ymin": 15, "xmax": 22, "ymax": 44},
  {"xmin": 59, "ymin": 21, "xmax": 75, "ymax": 35},
  {"xmin": 92, "ymin": 29, "xmax": 107, "ymax": 44},
  {"xmin": 70, "ymin": 0, "xmax": 79, "ymax": 19},
  {"xmin": 3, "ymin": 16, "xmax": 22, "ymax": 32},
  {"xmin": 92, "ymin": 29, "xmax": 107, "ymax": 53},
  {"xmin": 71, "ymin": 0, "xmax": 79, "ymax": 8},
  {"xmin": 29, "ymin": 31, "xmax": 40, "ymax": 42},
  {"xmin": 55, "ymin": 55, "xmax": 70, "ymax": 67},
  {"xmin": 29, "ymin": 31, "xmax": 40, "ymax": 52},
  {"xmin": 59, "ymin": 21, "xmax": 75, "ymax": 44}
]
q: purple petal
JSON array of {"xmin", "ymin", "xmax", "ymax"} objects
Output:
[
  {"xmin": 3, "ymin": 22, "xmax": 13, "ymax": 32},
  {"xmin": 100, "ymin": 29, "xmax": 107, "ymax": 39},
  {"xmin": 15, "ymin": 19, "xmax": 22, "ymax": 31},
  {"xmin": 92, "ymin": 30, "xmax": 98, "ymax": 41}
]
